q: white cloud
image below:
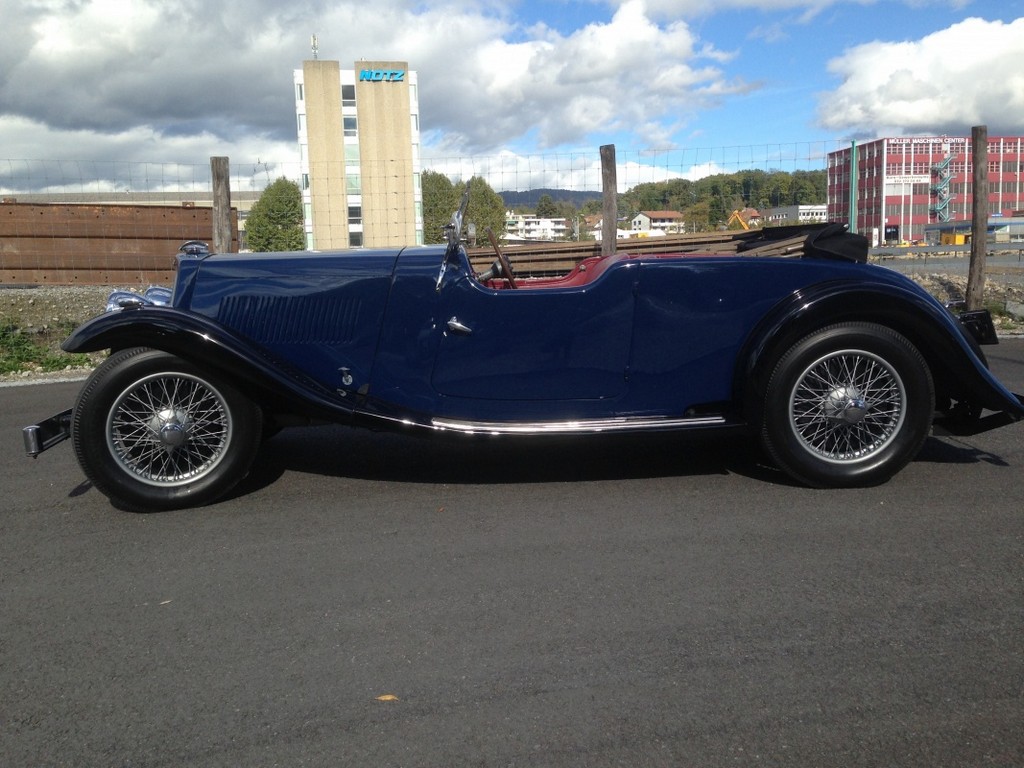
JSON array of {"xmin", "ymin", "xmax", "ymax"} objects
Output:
[
  {"xmin": 407, "ymin": 0, "xmax": 748, "ymax": 152},
  {"xmin": 0, "ymin": 0, "xmax": 748, "ymax": 168},
  {"xmin": 421, "ymin": 147, "xmax": 725, "ymax": 192},
  {"xmin": 628, "ymin": 0, "xmax": 858, "ymax": 20},
  {"xmin": 0, "ymin": 115, "xmax": 298, "ymax": 194},
  {"xmin": 4, "ymin": 0, "xmax": 1008, "ymax": 194},
  {"xmin": 622, "ymin": 0, "xmax": 976, "ymax": 21},
  {"xmin": 0, "ymin": 115, "xmax": 291, "ymax": 164},
  {"xmin": 818, "ymin": 16, "xmax": 1024, "ymax": 136}
]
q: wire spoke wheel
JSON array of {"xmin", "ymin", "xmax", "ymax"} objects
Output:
[
  {"xmin": 789, "ymin": 349, "xmax": 906, "ymax": 463},
  {"xmin": 107, "ymin": 373, "xmax": 232, "ymax": 486},
  {"xmin": 73, "ymin": 348, "xmax": 262, "ymax": 511},
  {"xmin": 760, "ymin": 323, "xmax": 933, "ymax": 488}
]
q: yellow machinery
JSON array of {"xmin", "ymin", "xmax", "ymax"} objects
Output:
[{"xmin": 726, "ymin": 210, "xmax": 750, "ymax": 230}]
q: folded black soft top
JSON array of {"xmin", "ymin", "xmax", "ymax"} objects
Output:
[{"xmin": 736, "ymin": 222, "xmax": 869, "ymax": 264}]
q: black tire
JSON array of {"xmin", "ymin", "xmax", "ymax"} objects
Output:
[
  {"xmin": 72, "ymin": 347, "xmax": 262, "ymax": 511},
  {"xmin": 760, "ymin": 322, "xmax": 934, "ymax": 488}
]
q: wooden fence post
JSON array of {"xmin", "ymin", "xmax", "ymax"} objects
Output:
[
  {"xmin": 600, "ymin": 145, "xmax": 617, "ymax": 256},
  {"xmin": 211, "ymin": 156, "xmax": 233, "ymax": 254},
  {"xmin": 966, "ymin": 126, "xmax": 988, "ymax": 310}
]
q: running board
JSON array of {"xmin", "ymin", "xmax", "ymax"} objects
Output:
[{"xmin": 430, "ymin": 414, "xmax": 732, "ymax": 436}]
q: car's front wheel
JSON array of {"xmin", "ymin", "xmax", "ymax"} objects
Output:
[
  {"xmin": 760, "ymin": 322, "xmax": 934, "ymax": 487},
  {"xmin": 72, "ymin": 347, "xmax": 262, "ymax": 511}
]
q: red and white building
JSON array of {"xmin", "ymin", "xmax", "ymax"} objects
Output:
[{"xmin": 827, "ymin": 136, "xmax": 1024, "ymax": 245}]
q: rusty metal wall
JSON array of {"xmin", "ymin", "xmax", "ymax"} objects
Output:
[
  {"xmin": 2, "ymin": 200, "xmax": 775, "ymax": 285},
  {"xmin": 0, "ymin": 203, "xmax": 238, "ymax": 285}
]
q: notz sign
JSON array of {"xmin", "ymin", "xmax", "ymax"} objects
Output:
[{"xmin": 359, "ymin": 69, "xmax": 405, "ymax": 83}]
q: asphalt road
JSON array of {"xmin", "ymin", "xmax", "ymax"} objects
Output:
[{"xmin": 3, "ymin": 343, "xmax": 1024, "ymax": 767}]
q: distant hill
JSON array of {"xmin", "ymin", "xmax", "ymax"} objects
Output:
[{"xmin": 499, "ymin": 188, "xmax": 602, "ymax": 209}]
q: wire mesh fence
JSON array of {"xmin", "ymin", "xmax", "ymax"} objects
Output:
[
  {"xmin": 0, "ymin": 142, "xmax": 846, "ymax": 284},
  {"xmin": 1, "ymin": 142, "xmax": 842, "ymax": 196}
]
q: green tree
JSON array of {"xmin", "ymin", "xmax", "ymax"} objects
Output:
[
  {"xmin": 458, "ymin": 176, "xmax": 506, "ymax": 245},
  {"xmin": 681, "ymin": 200, "xmax": 712, "ymax": 232},
  {"xmin": 553, "ymin": 201, "xmax": 581, "ymax": 240},
  {"xmin": 617, "ymin": 168, "xmax": 828, "ymax": 223},
  {"xmin": 790, "ymin": 170, "xmax": 825, "ymax": 205},
  {"xmin": 245, "ymin": 177, "xmax": 304, "ymax": 252},
  {"xmin": 422, "ymin": 170, "xmax": 459, "ymax": 244},
  {"xmin": 535, "ymin": 194, "xmax": 559, "ymax": 218},
  {"xmin": 620, "ymin": 181, "xmax": 670, "ymax": 214}
]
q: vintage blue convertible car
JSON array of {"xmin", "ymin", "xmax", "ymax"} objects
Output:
[{"xmin": 23, "ymin": 194, "xmax": 1024, "ymax": 510}]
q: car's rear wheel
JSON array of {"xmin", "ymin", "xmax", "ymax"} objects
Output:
[
  {"xmin": 72, "ymin": 347, "xmax": 262, "ymax": 511},
  {"xmin": 760, "ymin": 322, "xmax": 933, "ymax": 487}
]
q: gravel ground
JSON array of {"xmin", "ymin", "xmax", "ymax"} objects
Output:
[
  {"xmin": 2, "ymin": 271, "xmax": 1023, "ymax": 384},
  {"xmin": 2, "ymin": 284, "xmax": 118, "ymax": 327},
  {"xmin": 1, "ymin": 285, "xmax": 130, "ymax": 383}
]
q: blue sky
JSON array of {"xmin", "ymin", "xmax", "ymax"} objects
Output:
[
  {"xmin": 1, "ymin": 0, "xmax": 1023, "ymax": 190},
  {"xmin": 698, "ymin": 0, "xmax": 1024, "ymax": 146},
  {"xmin": 479, "ymin": 0, "xmax": 1024, "ymax": 151}
]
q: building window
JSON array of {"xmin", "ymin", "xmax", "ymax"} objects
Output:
[
  {"xmin": 296, "ymin": 83, "xmax": 304, "ymax": 101},
  {"xmin": 349, "ymin": 232, "xmax": 363, "ymax": 248},
  {"xmin": 348, "ymin": 205, "xmax": 362, "ymax": 225},
  {"xmin": 342, "ymin": 84, "xmax": 356, "ymax": 107},
  {"xmin": 301, "ymin": 173, "xmax": 309, "ymax": 191},
  {"xmin": 346, "ymin": 175, "xmax": 361, "ymax": 194},
  {"xmin": 345, "ymin": 144, "xmax": 360, "ymax": 165},
  {"xmin": 344, "ymin": 116, "xmax": 357, "ymax": 137}
]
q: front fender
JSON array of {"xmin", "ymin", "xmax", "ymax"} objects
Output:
[
  {"xmin": 738, "ymin": 279, "xmax": 1024, "ymax": 421},
  {"xmin": 63, "ymin": 306, "xmax": 355, "ymax": 423}
]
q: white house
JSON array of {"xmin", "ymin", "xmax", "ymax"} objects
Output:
[
  {"xmin": 631, "ymin": 210, "xmax": 687, "ymax": 234},
  {"xmin": 761, "ymin": 205, "xmax": 827, "ymax": 226},
  {"xmin": 505, "ymin": 212, "xmax": 569, "ymax": 241}
]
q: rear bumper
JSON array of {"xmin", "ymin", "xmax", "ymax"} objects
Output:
[
  {"xmin": 23, "ymin": 409, "xmax": 72, "ymax": 457},
  {"xmin": 933, "ymin": 392, "xmax": 1024, "ymax": 436}
]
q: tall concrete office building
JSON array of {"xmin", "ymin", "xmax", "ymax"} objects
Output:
[{"xmin": 295, "ymin": 60, "xmax": 422, "ymax": 249}]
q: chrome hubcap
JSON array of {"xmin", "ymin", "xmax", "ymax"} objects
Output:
[
  {"xmin": 822, "ymin": 386, "xmax": 869, "ymax": 425},
  {"xmin": 153, "ymin": 408, "xmax": 189, "ymax": 450}
]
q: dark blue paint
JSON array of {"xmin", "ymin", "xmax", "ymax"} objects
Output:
[{"xmin": 63, "ymin": 238, "xmax": 1024, "ymax": 433}]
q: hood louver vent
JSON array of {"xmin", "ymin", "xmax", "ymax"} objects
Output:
[{"xmin": 218, "ymin": 294, "xmax": 363, "ymax": 345}]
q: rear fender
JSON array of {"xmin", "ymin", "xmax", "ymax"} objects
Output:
[
  {"xmin": 737, "ymin": 281, "xmax": 1024, "ymax": 421},
  {"xmin": 63, "ymin": 307, "xmax": 354, "ymax": 423}
]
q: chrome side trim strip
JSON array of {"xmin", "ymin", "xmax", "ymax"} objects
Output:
[{"xmin": 429, "ymin": 414, "xmax": 728, "ymax": 436}]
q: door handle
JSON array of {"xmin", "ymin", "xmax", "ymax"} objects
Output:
[{"xmin": 446, "ymin": 317, "xmax": 473, "ymax": 336}]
